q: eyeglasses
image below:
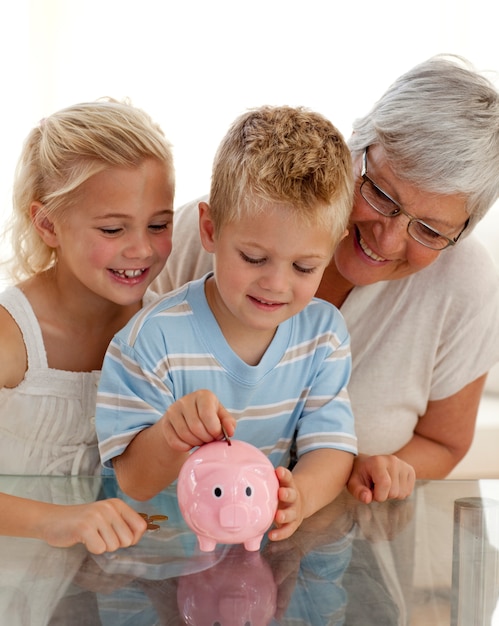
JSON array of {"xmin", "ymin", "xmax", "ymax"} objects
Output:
[{"xmin": 359, "ymin": 147, "xmax": 468, "ymax": 250}]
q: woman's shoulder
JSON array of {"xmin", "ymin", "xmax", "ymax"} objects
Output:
[
  {"xmin": 419, "ymin": 234, "xmax": 499, "ymax": 306},
  {"xmin": 434, "ymin": 234, "xmax": 497, "ymax": 275}
]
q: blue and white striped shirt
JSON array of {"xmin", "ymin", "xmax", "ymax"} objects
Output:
[{"xmin": 96, "ymin": 274, "xmax": 357, "ymax": 469}]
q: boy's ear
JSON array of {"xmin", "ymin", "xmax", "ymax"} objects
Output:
[
  {"xmin": 198, "ymin": 201, "xmax": 216, "ymax": 253},
  {"xmin": 30, "ymin": 202, "xmax": 58, "ymax": 247}
]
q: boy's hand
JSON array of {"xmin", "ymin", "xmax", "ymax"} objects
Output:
[
  {"xmin": 39, "ymin": 499, "xmax": 148, "ymax": 554},
  {"xmin": 160, "ymin": 389, "xmax": 236, "ymax": 452},
  {"xmin": 347, "ymin": 453, "xmax": 415, "ymax": 503},
  {"xmin": 268, "ymin": 466, "xmax": 304, "ymax": 542}
]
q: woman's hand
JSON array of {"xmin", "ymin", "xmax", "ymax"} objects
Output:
[{"xmin": 347, "ymin": 454, "xmax": 415, "ymax": 503}]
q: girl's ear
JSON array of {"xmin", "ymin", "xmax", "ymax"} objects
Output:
[
  {"xmin": 30, "ymin": 202, "xmax": 58, "ymax": 247},
  {"xmin": 198, "ymin": 201, "xmax": 216, "ymax": 253}
]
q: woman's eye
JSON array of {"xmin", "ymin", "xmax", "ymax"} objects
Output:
[
  {"xmin": 371, "ymin": 186, "xmax": 400, "ymax": 215},
  {"xmin": 414, "ymin": 222, "xmax": 443, "ymax": 241},
  {"xmin": 375, "ymin": 195, "xmax": 398, "ymax": 215}
]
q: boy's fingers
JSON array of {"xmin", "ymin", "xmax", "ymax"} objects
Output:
[{"xmin": 218, "ymin": 404, "xmax": 236, "ymax": 437}]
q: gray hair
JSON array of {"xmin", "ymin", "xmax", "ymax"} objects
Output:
[{"xmin": 348, "ymin": 54, "xmax": 499, "ymax": 232}]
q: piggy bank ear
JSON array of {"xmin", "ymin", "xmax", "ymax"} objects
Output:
[
  {"xmin": 190, "ymin": 463, "xmax": 224, "ymax": 485},
  {"xmin": 251, "ymin": 463, "xmax": 274, "ymax": 476}
]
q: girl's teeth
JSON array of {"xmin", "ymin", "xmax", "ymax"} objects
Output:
[
  {"xmin": 359, "ymin": 236, "xmax": 386, "ymax": 262},
  {"xmin": 115, "ymin": 269, "xmax": 144, "ymax": 277}
]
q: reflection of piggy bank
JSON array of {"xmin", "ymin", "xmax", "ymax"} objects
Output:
[
  {"xmin": 177, "ymin": 544, "xmax": 277, "ymax": 625},
  {"xmin": 177, "ymin": 440, "xmax": 279, "ymax": 552}
]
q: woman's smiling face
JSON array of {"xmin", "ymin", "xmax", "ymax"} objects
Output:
[{"xmin": 333, "ymin": 144, "xmax": 470, "ymax": 286}]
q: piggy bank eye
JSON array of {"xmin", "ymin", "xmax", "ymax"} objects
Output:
[
  {"xmin": 213, "ymin": 486, "xmax": 223, "ymax": 498},
  {"xmin": 245, "ymin": 486, "xmax": 252, "ymax": 497}
]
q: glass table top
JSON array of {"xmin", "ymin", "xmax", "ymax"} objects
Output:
[{"xmin": 0, "ymin": 475, "xmax": 498, "ymax": 625}]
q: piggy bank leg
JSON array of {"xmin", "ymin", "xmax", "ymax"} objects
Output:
[
  {"xmin": 243, "ymin": 535, "xmax": 263, "ymax": 552},
  {"xmin": 198, "ymin": 535, "xmax": 217, "ymax": 552}
]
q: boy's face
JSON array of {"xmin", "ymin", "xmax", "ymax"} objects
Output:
[{"xmin": 200, "ymin": 201, "xmax": 337, "ymax": 335}]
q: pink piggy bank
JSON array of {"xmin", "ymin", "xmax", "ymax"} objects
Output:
[{"xmin": 177, "ymin": 439, "xmax": 279, "ymax": 552}]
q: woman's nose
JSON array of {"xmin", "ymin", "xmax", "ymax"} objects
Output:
[{"xmin": 372, "ymin": 214, "xmax": 409, "ymax": 256}]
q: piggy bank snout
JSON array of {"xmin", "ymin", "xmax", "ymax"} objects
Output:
[{"xmin": 220, "ymin": 502, "xmax": 250, "ymax": 529}]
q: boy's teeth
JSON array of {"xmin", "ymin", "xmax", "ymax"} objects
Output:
[{"xmin": 256, "ymin": 297, "xmax": 278, "ymax": 305}]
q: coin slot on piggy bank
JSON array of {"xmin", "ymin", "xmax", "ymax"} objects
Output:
[{"xmin": 177, "ymin": 440, "xmax": 279, "ymax": 552}]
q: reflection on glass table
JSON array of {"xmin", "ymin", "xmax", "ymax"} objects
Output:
[{"xmin": 0, "ymin": 476, "xmax": 497, "ymax": 625}]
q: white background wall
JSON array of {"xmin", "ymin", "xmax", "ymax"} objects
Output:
[{"xmin": 1, "ymin": 0, "xmax": 499, "ymax": 275}]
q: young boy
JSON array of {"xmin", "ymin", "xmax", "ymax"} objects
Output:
[{"xmin": 96, "ymin": 105, "xmax": 357, "ymax": 542}]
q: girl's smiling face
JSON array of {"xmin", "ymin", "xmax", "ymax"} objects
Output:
[
  {"xmin": 333, "ymin": 144, "xmax": 470, "ymax": 287},
  {"xmin": 41, "ymin": 158, "xmax": 174, "ymax": 306}
]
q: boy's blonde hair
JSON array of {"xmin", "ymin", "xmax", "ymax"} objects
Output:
[
  {"xmin": 7, "ymin": 98, "xmax": 174, "ymax": 281},
  {"xmin": 209, "ymin": 105, "xmax": 353, "ymax": 244}
]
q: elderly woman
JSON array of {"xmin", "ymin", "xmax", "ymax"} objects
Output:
[{"xmin": 151, "ymin": 55, "xmax": 499, "ymax": 503}]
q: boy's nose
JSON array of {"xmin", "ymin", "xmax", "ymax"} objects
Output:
[{"xmin": 259, "ymin": 266, "xmax": 289, "ymax": 293}]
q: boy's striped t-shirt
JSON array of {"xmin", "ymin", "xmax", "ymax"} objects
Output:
[{"xmin": 96, "ymin": 274, "xmax": 357, "ymax": 469}]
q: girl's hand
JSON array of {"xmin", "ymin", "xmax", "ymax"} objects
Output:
[
  {"xmin": 39, "ymin": 499, "xmax": 148, "ymax": 554},
  {"xmin": 347, "ymin": 454, "xmax": 415, "ymax": 503},
  {"xmin": 160, "ymin": 389, "xmax": 236, "ymax": 452},
  {"xmin": 268, "ymin": 466, "xmax": 304, "ymax": 542}
]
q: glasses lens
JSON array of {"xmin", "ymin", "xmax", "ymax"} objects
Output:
[
  {"xmin": 361, "ymin": 179, "xmax": 400, "ymax": 217},
  {"xmin": 407, "ymin": 221, "xmax": 448, "ymax": 250}
]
